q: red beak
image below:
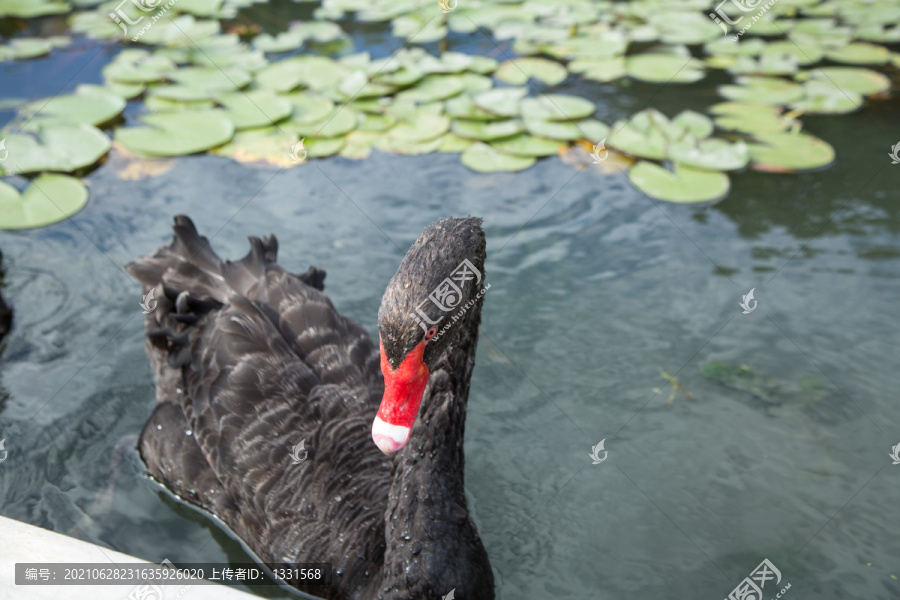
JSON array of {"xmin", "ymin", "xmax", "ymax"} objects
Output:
[{"xmin": 372, "ymin": 337, "xmax": 430, "ymax": 454}]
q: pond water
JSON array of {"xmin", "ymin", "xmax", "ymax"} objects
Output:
[{"xmin": 1, "ymin": 5, "xmax": 899, "ymax": 600}]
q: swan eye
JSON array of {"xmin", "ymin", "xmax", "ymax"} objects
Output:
[{"xmin": 425, "ymin": 327, "xmax": 437, "ymax": 340}]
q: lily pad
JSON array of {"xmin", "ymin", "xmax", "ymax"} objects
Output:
[
  {"xmin": 667, "ymin": 138, "xmax": 750, "ymax": 171},
  {"xmin": 284, "ymin": 93, "xmax": 334, "ymax": 124},
  {"xmin": 460, "ymin": 142, "xmax": 536, "ymax": 172},
  {"xmin": 626, "ymin": 54, "xmax": 705, "ymax": 83},
  {"xmin": 606, "ymin": 120, "xmax": 668, "ymax": 160},
  {"xmin": 790, "ymin": 80, "xmax": 862, "ymax": 114},
  {"xmin": 396, "ymin": 75, "xmax": 466, "ymax": 103},
  {"xmin": 216, "ymin": 90, "xmax": 293, "ymax": 130},
  {"xmin": 494, "ymin": 58, "xmax": 568, "ymax": 85},
  {"xmin": 747, "ymin": 132, "xmax": 835, "ymax": 171},
  {"xmin": 445, "ymin": 94, "xmax": 501, "ymax": 121},
  {"xmin": 286, "ymin": 108, "xmax": 359, "ymax": 138},
  {"xmin": 21, "ymin": 88, "xmax": 125, "ymax": 127},
  {"xmin": 0, "ymin": 0, "xmax": 68, "ymax": 18},
  {"xmin": 628, "ymin": 161, "xmax": 730, "ymax": 203},
  {"xmin": 523, "ymin": 119, "xmax": 584, "ymax": 141},
  {"xmin": 115, "ymin": 110, "xmax": 234, "ymax": 157},
  {"xmin": 718, "ymin": 76, "xmax": 806, "ymax": 105},
  {"xmin": 473, "ymin": 87, "xmax": 528, "ymax": 118},
  {"xmin": 0, "ymin": 120, "xmax": 111, "ymax": 175},
  {"xmin": 711, "ymin": 102, "xmax": 794, "ymax": 135},
  {"xmin": 451, "ymin": 119, "xmax": 524, "ymax": 141},
  {"xmin": 305, "ymin": 136, "xmax": 346, "ymax": 158},
  {"xmin": 569, "ymin": 57, "xmax": 626, "ymax": 82},
  {"xmin": 168, "ymin": 66, "xmax": 251, "ymax": 92},
  {"xmin": 825, "ymin": 43, "xmax": 891, "ymax": 65},
  {"xmin": 210, "ymin": 126, "xmax": 299, "ymax": 167},
  {"xmin": 490, "ymin": 134, "xmax": 562, "ymax": 157},
  {"xmin": 389, "ymin": 113, "xmax": 450, "ymax": 142},
  {"xmin": 103, "ymin": 50, "xmax": 176, "ymax": 84},
  {"xmin": 796, "ymin": 67, "xmax": 891, "ymax": 95},
  {"xmin": 0, "ymin": 174, "xmax": 89, "ymax": 230},
  {"xmin": 520, "ymin": 94, "xmax": 595, "ymax": 121}
]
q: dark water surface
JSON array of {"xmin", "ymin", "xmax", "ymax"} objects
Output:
[{"xmin": 1, "ymin": 8, "xmax": 899, "ymax": 600}]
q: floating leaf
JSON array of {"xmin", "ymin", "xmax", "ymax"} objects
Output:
[
  {"xmin": 460, "ymin": 142, "xmax": 536, "ymax": 172},
  {"xmin": 286, "ymin": 108, "xmax": 359, "ymax": 138},
  {"xmin": 473, "ymin": 87, "xmax": 528, "ymax": 118},
  {"xmin": 0, "ymin": 174, "xmax": 89, "ymax": 230},
  {"xmin": 747, "ymin": 132, "xmax": 835, "ymax": 171},
  {"xmin": 796, "ymin": 66, "xmax": 891, "ymax": 95},
  {"xmin": 451, "ymin": 119, "xmax": 524, "ymax": 141},
  {"xmin": 628, "ymin": 161, "xmax": 730, "ymax": 203},
  {"xmin": 340, "ymin": 130, "xmax": 381, "ymax": 160},
  {"xmin": 168, "ymin": 66, "xmax": 251, "ymax": 92},
  {"xmin": 523, "ymin": 119, "xmax": 584, "ymax": 141},
  {"xmin": 569, "ymin": 57, "xmax": 626, "ymax": 82},
  {"xmin": 520, "ymin": 94, "xmax": 595, "ymax": 121},
  {"xmin": 494, "ymin": 57, "xmax": 568, "ymax": 85},
  {"xmin": 825, "ymin": 42, "xmax": 891, "ymax": 64},
  {"xmin": 115, "ymin": 110, "xmax": 234, "ymax": 157},
  {"xmin": 437, "ymin": 133, "xmax": 475, "ymax": 153},
  {"xmin": 606, "ymin": 120, "xmax": 668, "ymax": 160},
  {"xmin": 216, "ymin": 90, "xmax": 293, "ymax": 130},
  {"xmin": 718, "ymin": 76, "xmax": 806, "ymax": 105},
  {"xmin": 389, "ymin": 113, "xmax": 450, "ymax": 142},
  {"xmin": 490, "ymin": 134, "xmax": 562, "ymax": 157},
  {"xmin": 672, "ymin": 111, "xmax": 714, "ymax": 139},
  {"xmin": 0, "ymin": 0, "xmax": 68, "ymax": 18},
  {"xmin": 626, "ymin": 54, "xmax": 705, "ymax": 83},
  {"xmin": 445, "ymin": 94, "xmax": 500, "ymax": 121},
  {"xmin": 709, "ymin": 102, "xmax": 792, "ymax": 135},
  {"xmin": 21, "ymin": 88, "xmax": 125, "ymax": 127},
  {"xmin": 103, "ymin": 50, "xmax": 176, "ymax": 84},
  {"xmin": 790, "ymin": 80, "xmax": 862, "ymax": 114},
  {"xmin": 0, "ymin": 120, "xmax": 110, "ymax": 174},
  {"xmin": 305, "ymin": 136, "xmax": 346, "ymax": 158},
  {"xmin": 375, "ymin": 134, "xmax": 444, "ymax": 155},
  {"xmin": 284, "ymin": 93, "xmax": 334, "ymax": 124},
  {"xmin": 667, "ymin": 138, "xmax": 749, "ymax": 171},
  {"xmin": 397, "ymin": 75, "xmax": 466, "ymax": 103}
]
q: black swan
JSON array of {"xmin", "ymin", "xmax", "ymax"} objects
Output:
[{"xmin": 126, "ymin": 216, "xmax": 494, "ymax": 599}]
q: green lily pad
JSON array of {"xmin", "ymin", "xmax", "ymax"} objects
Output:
[
  {"xmin": 569, "ymin": 57, "xmax": 626, "ymax": 83},
  {"xmin": 256, "ymin": 56, "xmax": 350, "ymax": 93},
  {"xmin": 396, "ymin": 75, "xmax": 466, "ymax": 103},
  {"xmin": 0, "ymin": 120, "xmax": 110, "ymax": 175},
  {"xmin": 708, "ymin": 102, "xmax": 792, "ymax": 135},
  {"xmin": 216, "ymin": 90, "xmax": 293, "ymax": 130},
  {"xmin": 21, "ymin": 88, "xmax": 125, "ymax": 127},
  {"xmin": 523, "ymin": 119, "xmax": 583, "ymax": 141},
  {"xmin": 437, "ymin": 133, "xmax": 475, "ymax": 153},
  {"xmin": 445, "ymin": 94, "xmax": 500, "ymax": 121},
  {"xmin": 115, "ymin": 110, "xmax": 234, "ymax": 157},
  {"xmin": 210, "ymin": 126, "xmax": 298, "ymax": 167},
  {"xmin": 103, "ymin": 50, "xmax": 176, "ymax": 84},
  {"xmin": 451, "ymin": 119, "xmax": 524, "ymax": 141},
  {"xmin": 339, "ymin": 130, "xmax": 381, "ymax": 160},
  {"xmin": 628, "ymin": 161, "xmax": 730, "ymax": 203},
  {"xmin": 667, "ymin": 138, "xmax": 750, "ymax": 171},
  {"xmin": 79, "ymin": 82, "xmax": 144, "ymax": 100},
  {"xmin": 796, "ymin": 66, "xmax": 891, "ymax": 95},
  {"xmin": 606, "ymin": 119, "xmax": 668, "ymax": 160},
  {"xmin": 490, "ymin": 134, "xmax": 562, "ymax": 157},
  {"xmin": 168, "ymin": 66, "xmax": 251, "ymax": 92},
  {"xmin": 0, "ymin": 0, "xmax": 68, "ymax": 18},
  {"xmin": 673, "ymin": 111, "xmax": 714, "ymax": 139},
  {"xmin": 286, "ymin": 108, "xmax": 359, "ymax": 138},
  {"xmin": 520, "ymin": 94, "xmax": 595, "ymax": 121},
  {"xmin": 825, "ymin": 43, "xmax": 891, "ymax": 65},
  {"xmin": 747, "ymin": 132, "xmax": 835, "ymax": 171},
  {"xmin": 374, "ymin": 134, "xmax": 444, "ymax": 155},
  {"xmin": 283, "ymin": 93, "xmax": 334, "ymax": 124},
  {"xmin": 727, "ymin": 55, "xmax": 799, "ymax": 77},
  {"xmin": 760, "ymin": 39, "xmax": 824, "ymax": 66},
  {"xmin": 718, "ymin": 76, "xmax": 806, "ymax": 105},
  {"xmin": 460, "ymin": 142, "xmax": 536, "ymax": 172},
  {"xmin": 473, "ymin": 87, "xmax": 528, "ymax": 118},
  {"xmin": 626, "ymin": 54, "xmax": 705, "ymax": 83},
  {"xmin": 790, "ymin": 80, "xmax": 862, "ymax": 114},
  {"xmin": 253, "ymin": 26, "xmax": 306, "ymax": 53},
  {"xmin": 357, "ymin": 113, "xmax": 396, "ymax": 132},
  {"xmin": 389, "ymin": 113, "xmax": 450, "ymax": 142},
  {"xmin": 305, "ymin": 136, "xmax": 346, "ymax": 158},
  {"xmin": 576, "ymin": 119, "xmax": 611, "ymax": 143},
  {"xmin": 0, "ymin": 174, "xmax": 89, "ymax": 230},
  {"xmin": 494, "ymin": 57, "xmax": 568, "ymax": 85}
]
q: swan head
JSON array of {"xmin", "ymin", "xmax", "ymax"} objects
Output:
[{"xmin": 373, "ymin": 217, "xmax": 486, "ymax": 455}]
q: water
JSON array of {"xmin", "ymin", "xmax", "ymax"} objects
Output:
[{"xmin": 1, "ymin": 9, "xmax": 900, "ymax": 600}]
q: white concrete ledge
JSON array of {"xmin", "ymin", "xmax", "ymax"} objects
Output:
[{"xmin": 0, "ymin": 515, "xmax": 259, "ymax": 599}]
